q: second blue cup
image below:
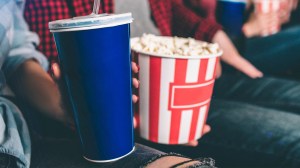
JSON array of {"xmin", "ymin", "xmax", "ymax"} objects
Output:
[{"xmin": 217, "ymin": 0, "xmax": 247, "ymax": 38}]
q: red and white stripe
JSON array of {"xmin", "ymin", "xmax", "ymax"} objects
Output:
[
  {"xmin": 255, "ymin": 0, "xmax": 281, "ymax": 13},
  {"xmin": 255, "ymin": 0, "xmax": 282, "ymax": 36},
  {"xmin": 138, "ymin": 54, "xmax": 219, "ymax": 144}
]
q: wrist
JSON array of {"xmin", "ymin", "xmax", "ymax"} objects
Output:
[{"xmin": 212, "ymin": 30, "xmax": 225, "ymax": 43}]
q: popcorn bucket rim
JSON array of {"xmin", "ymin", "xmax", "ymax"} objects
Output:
[
  {"xmin": 130, "ymin": 37, "xmax": 223, "ymax": 60},
  {"xmin": 253, "ymin": 0, "xmax": 285, "ymax": 2}
]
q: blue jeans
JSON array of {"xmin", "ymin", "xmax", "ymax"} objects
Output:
[
  {"xmin": 207, "ymin": 74, "xmax": 300, "ymax": 167},
  {"xmin": 15, "ymin": 99, "xmax": 166, "ymax": 168},
  {"xmin": 16, "ymin": 97, "xmax": 216, "ymax": 168},
  {"xmin": 245, "ymin": 26, "xmax": 300, "ymax": 76},
  {"xmin": 229, "ymin": 26, "xmax": 300, "ymax": 78},
  {"xmin": 139, "ymin": 73, "xmax": 300, "ymax": 167}
]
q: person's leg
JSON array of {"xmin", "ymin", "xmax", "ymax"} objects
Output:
[
  {"xmin": 139, "ymin": 99, "xmax": 300, "ymax": 167},
  {"xmin": 18, "ymin": 107, "xmax": 212, "ymax": 167},
  {"xmin": 225, "ymin": 26, "xmax": 300, "ymax": 77},
  {"xmin": 16, "ymin": 95, "xmax": 215, "ymax": 168},
  {"xmin": 241, "ymin": 26, "xmax": 300, "ymax": 77},
  {"xmin": 213, "ymin": 73, "xmax": 300, "ymax": 114},
  {"xmin": 0, "ymin": 153, "xmax": 17, "ymax": 168},
  {"xmin": 139, "ymin": 74, "xmax": 300, "ymax": 167},
  {"xmin": 31, "ymin": 138, "xmax": 161, "ymax": 168},
  {"xmin": 200, "ymin": 99, "xmax": 300, "ymax": 167},
  {"xmin": 31, "ymin": 137, "xmax": 216, "ymax": 168},
  {"xmin": 207, "ymin": 74, "xmax": 300, "ymax": 167}
]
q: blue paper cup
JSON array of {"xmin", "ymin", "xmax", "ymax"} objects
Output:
[
  {"xmin": 49, "ymin": 13, "xmax": 134, "ymax": 162},
  {"xmin": 217, "ymin": 0, "xmax": 247, "ymax": 38}
]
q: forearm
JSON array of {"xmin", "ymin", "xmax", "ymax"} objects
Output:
[
  {"xmin": 212, "ymin": 30, "xmax": 240, "ymax": 61},
  {"xmin": 212, "ymin": 30, "xmax": 263, "ymax": 78},
  {"xmin": 8, "ymin": 60, "xmax": 66, "ymax": 122}
]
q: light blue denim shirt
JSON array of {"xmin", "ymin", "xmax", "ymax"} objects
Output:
[
  {"xmin": 0, "ymin": 0, "xmax": 48, "ymax": 76},
  {"xmin": 0, "ymin": 0, "xmax": 49, "ymax": 167}
]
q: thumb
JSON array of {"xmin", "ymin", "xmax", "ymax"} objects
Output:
[{"xmin": 51, "ymin": 63, "xmax": 61, "ymax": 80}]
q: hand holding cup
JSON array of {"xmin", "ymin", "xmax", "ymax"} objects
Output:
[{"xmin": 243, "ymin": 11, "xmax": 280, "ymax": 37}]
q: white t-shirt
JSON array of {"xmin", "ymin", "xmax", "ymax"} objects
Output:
[{"xmin": 115, "ymin": 0, "xmax": 160, "ymax": 37}]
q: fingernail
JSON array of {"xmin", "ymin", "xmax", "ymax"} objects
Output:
[
  {"xmin": 53, "ymin": 64, "xmax": 58, "ymax": 71},
  {"xmin": 137, "ymin": 65, "xmax": 140, "ymax": 71},
  {"xmin": 133, "ymin": 95, "xmax": 139, "ymax": 103},
  {"xmin": 51, "ymin": 63, "xmax": 54, "ymax": 71}
]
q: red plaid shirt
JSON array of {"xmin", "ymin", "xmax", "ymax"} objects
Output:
[
  {"xmin": 24, "ymin": 0, "xmax": 221, "ymax": 63},
  {"xmin": 24, "ymin": 0, "xmax": 113, "ymax": 64},
  {"xmin": 149, "ymin": 0, "xmax": 222, "ymax": 41}
]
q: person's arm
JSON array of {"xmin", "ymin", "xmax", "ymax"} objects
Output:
[
  {"xmin": 2, "ymin": 1, "xmax": 48, "ymax": 78},
  {"xmin": 242, "ymin": 12, "xmax": 280, "ymax": 37},
  {"xmin": 3, "ymin": 2, "xmax": 68, "ymax": 123},
  {"xmin": 172, "ymin": 0, "xmax": 221, "ymax": 42},
  {"xmin": 243, "ymin": 0, "xmax": 289, "ymax": 37},
  {"xmin": 9, "ymin": 60, "xmax": 69, "ymax": 123},
  {"xmin": 172, "ymin": 1, "xmax": 263, "ymax": 78},
  {"xmin": 212, "ymin": 30, "xmax": 263, "ymax": 78}
]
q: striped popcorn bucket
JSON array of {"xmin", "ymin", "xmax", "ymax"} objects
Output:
[
  {"xmin": 254, "ymin": 0, "xmax": 285, "ymax": 36},
  {"xmin": 131, "ymin": 38, "xmax": 222, "ymax": 144}
]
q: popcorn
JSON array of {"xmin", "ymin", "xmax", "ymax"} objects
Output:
[{"xmin": 131, "ymin": 34, "xmax": 221, "ymax": 57}]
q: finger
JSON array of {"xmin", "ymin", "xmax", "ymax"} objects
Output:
[
  {"xmin": 132, "ymin": 78, "xmax": 139, "ymax": 88},
  {"xmin": 185, "ymin": 140, "xmax": 198, "ymax": 147},
  {"xmin": 183, "ymin": 125, "xmax": 211, "ymax": 147},
  {"xmin": 132, "ymin": 95, "xmax": 139, "ymax": 103},
  {"xmin": 183, "ymin": 125, "xmax": 211, "ymax": 146},
  {"xmin": 260, "ymin": 13, "xmax": 278, "ymax": 23},
  {"xmin": 203, "ymin": 125, "xmax": 211, "ymax": 135},
  {"xmin": 262, "ymin": 16, "xmax": 278, "ymax": 25},
  {"xmin": 133, "ymin": 116, "xmax": 137, "ymax": 129},
  {"xmin": 223, "ymin": 56, "xmax": 263, "ymax": 78},
  {"xmin": 236, "ymin": 63, "xmax": 263, "ymax": 78},
  {"xmin": 132, "ymin": 62, "xmax": 139, "ymax": 73},
  {"xmin": 235, "ymin": 59, "xmax": 263, "ymax": 78},
  {"xmin": 52, "ymin": 63, "xmax": 61, "ymax": 80}
]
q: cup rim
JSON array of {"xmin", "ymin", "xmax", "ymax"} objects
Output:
[
  {"xmin": 131, "ymin": 37, "xmax": 223, "ymax": 60},
  {"xmin": 217, "ymin": 0, "xmax": 247, "ymax": 3},
  {"xmin": 49, "ymin": 13, "xmax": 133, "ymax": 32},
  {"xmin": 253, "ymin": 0, "xmax": 284, "ymax": 2}
]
